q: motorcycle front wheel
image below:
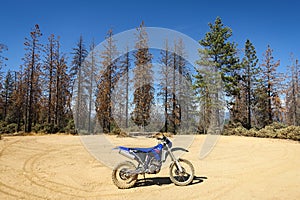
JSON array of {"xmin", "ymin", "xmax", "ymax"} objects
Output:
[
  {"xmin": 169, "ymin": 158, "xmax": 194, "ymax": 186},
  {"xmin": 112, "ymin": 161, "xmax": 138, "ymax": 189}
]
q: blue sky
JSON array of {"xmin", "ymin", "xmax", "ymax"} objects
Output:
[{"xmin": 1, "ymin": 0, "xmax": 300, "ymax": 72}]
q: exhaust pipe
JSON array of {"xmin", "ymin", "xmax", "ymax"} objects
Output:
[{"xmin": 119, "ymin": 149, "xmax": 135, "ymax": 160}]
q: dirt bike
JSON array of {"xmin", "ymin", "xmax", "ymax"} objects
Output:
[{"xmin": 112, "ymin": 134, "xmax": 194, "ymax": 189}]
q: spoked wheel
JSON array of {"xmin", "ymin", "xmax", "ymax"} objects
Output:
[
  {"xmin": 169, "ymin": 158, "xmax": 194, "ymax": 186},
  {"xmin": 112, "ymin": 161, "xmax": 138, "ymax": 189}
]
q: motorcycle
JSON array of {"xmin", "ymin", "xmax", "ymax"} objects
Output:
[{"xmin": 112, "ymin": 134, "xmax": 194, "ymax": 189}]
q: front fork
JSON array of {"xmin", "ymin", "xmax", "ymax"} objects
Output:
[{"xmin": 166, "ymin": 146, "xmax": 184, "ymax": 172}]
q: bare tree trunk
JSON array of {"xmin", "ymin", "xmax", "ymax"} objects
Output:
[
  {"xmin": 247, "ymin": 65, "xmax": 251, "ymax": 129},
  {"xmin": 47, "ymin": 36, "xmax": 54, "ymax": 125},
  {"xmin": 125, "ymin": 51, "xmax": 129, "ymax": 129},
  {"xmin": 172, "ymin": 51, "xmax": 176, "ymax": 133},
  {"xmin": 27, "ymin": 40, "xmax": 36, "ymax": 133},
  {"xmin": 76, "ymin": 66, "xmax": 81, "ymax": 132}
]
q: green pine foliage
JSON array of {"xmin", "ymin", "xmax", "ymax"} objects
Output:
[
  {"xmin": 232, "ymin": 39, "xmax": 259, "ymax": 129},
  {"xmin": 199, "ymin": 16, "xmax": 240, "ymax": 98},
  {"xmin": 0, "ymin": 19, "xmax": 299, "ymax": 141},
  {"xmin": 195, "ymin": 17, "xmax": 239, "ymax": 133}
]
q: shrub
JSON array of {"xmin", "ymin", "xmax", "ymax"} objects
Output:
[
  {"xmin": 256, "ymin": 123, "xmax": 286, "ymax": 139},
  {"xmin": 0, "ymin": 121, "xmax": 8, "ymax": 134},
  {"xmin": 43, "ymin": 124, "xmax": 60, "ymax": 134},
  {"xmin": 7, "ymin": 123, "xmax": 18, "ymax": 134},
  {"xmin": 111, "ymin": 127, "xmax": 120, "ymax": 134},
  {"xmin": 285, "ymin": 126, "xmax": 300, "ymax": 141},
  {"xmin": 271, "ymin": 122, "xmax": 287, "ymax": 130},
  {"xmin": 222, "ymin": 122, "xmax": 300, "ymax": 141},
  {"xmin": 244, "ymin": 128, "xmax": 257, "ymax": 137},
  {"xmin": 117, "ymin": 131, "xmax": 129, "ymax": 138},
  {"xmin": 277, "ymin": 129, "xmax": 288, "ymax": 139},
  {"xmin": 257, "ymin": 126, "xmax": 275, "ymax": 138},
  {"xmin": 0, "ymin": 122, "xmax": 19, "ymax": 134},
  {"xmin": 32, "ymin": 124, "xmax": 44, "ymax": 133},
  {"xmin": 235, "ymin": 126, "xmax": 248, "ymax": 136},
  {"xmin": 223, "ymin": 125, "xmax": 248, "ymax": 136},
  {"xmin": 64, "ymin": 120, "xmax": 76, "ymax": 135}
]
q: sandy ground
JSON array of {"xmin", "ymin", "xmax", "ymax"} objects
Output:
[{"xmin": 0, "ymin": 134, "xmax": 299, "ymax": 200}]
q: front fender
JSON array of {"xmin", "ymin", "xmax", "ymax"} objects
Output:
[
  {"xmin": 162, "ymin": 147, "xmax": 189, "ymax": 162},
  {"xmin": 171, "ymin": 147, "xmax": 189, "ymax": 153}
]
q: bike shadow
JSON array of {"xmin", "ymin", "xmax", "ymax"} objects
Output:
[{"xmin": 135, "ymin": 176, "xmax": 207, "ymax": 187}]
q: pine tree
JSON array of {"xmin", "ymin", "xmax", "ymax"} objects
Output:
[
  {"xmin": 174, "ymin": 39, "xmax": 197, "ymax": 134},
  {"xmin": 81, "ymin": 39, "xmax": 98, "ymax": 133},
  {"xmin": 112, "ymin": 71, "xmax": 126, "ymax": 130},
  {"xmin": 70, "ymin": 35, "xmax": 88, "ymax": 132},
  {"xmin": 122, "ymin": 48, "xmax": 131, "ymax": 129},
  {"xmin": 176, "ymin": 39, "xmax": 187, "ymax": 127},
  {"xmin": 131, "ymin": 22, "xmax": 154, "ymax": 128},
  {"xmin": 54, "ymin": 38, "xmax": 71, "ymax": 131},
  {"xmin": 22, "ymin": 24, "xmax": 43, "ymax": 133},
  {"xmin": 87, "ymin": 40, "xmax": 97, "ymax": 133},
  {"xmin": 0, "ymin": 44, "xmax": 8, "ymax": 87},
  {"xmin": 236, "ymin": 39, "xmax": 259, "ymax": 129},
  {"xmin": 197, "ymin": 17, "xmax": 239, "ymax": 131},
  {"xmin": 1, "ymin": 71, "xmax": 15, "ymax": 121},
  {"xmin": 195, "ymin": 17, "xmax": 237, "ymax": 132},
  {"xmin": 194, "ymin": 49, "xmax": 218, "ymax": 133},
  {"xmin": 171, "ymin": 43, "xmax": 178, "ymax": 133},
  {"xmin": 170, "ymin": 40, "xmax": 188, "ymax": 133},
  {"xmin": 252, "ymin": 84, "xmax": 269, "ymax": 128},
  {"xmin": 199, "ymin": 17, "xmax": 240, "ymax": 98},
  {"xmin": 7, "ymin": 68, "xmax": 25, "ymax": 131},
  {"xmin": 231, "ymin": 81, "xmax": 248, "ymax": 126},
  {"xmin": 0, "ymin": 44, "xmax": 8, "ymax": 122},
  {"xmin": 131, "ymin": 21, "xmax": 154, "ymax": 130},
  {"xmin": 96, "ymin": 29, "xmax": 119, "ymax": 133},
  {"xmin": 168, "ymin": 41, "xmax": 184, "ymax": 133},
  {"xmin": 163, "ymin": 39, "xmax": 194, "ymax": 134},
  {"xmin": 273, "ymin": 91, "xmax": 284, "ymax": 122},
  {"xmin": 44, "ymin": 34, "xmax": 58, "ymax": 126},
  {"xmin": 158, "ymin": 40, "xmax": 172, "ymax": 132},
  {"xmin": 116, "ymin": 46, "xmax": 131, "ymax": 129},
  {"xmin": 260, "ymin": 45, "xmax": 280, "ymax": 124},
  {"xmin": 180, "ymin": 72, "xmax": 198, "ymax": 133},
  {"xmin": 285, "ymin": 54, "xmax": 300, "ymax": 125}
]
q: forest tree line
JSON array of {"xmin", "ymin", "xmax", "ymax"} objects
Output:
[{"xmin": 0, "ymin": 17, "xmax": 299, "ymax": 139}]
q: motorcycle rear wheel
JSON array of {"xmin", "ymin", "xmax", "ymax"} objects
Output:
[
  {"xmin": 112, "ymin": 161, "xmax": 138, "ymax": 189},
  {"xmin": 169, "ymin": 158, "xmax": 194, "ymax": 186}
]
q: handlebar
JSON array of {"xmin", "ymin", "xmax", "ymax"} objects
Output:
[{"xmin": 156, "ymin": 134, "xmax": 167, "ymax": 141}]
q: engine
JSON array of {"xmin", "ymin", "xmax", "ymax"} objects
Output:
[{"xmin": 148, "ymin": 157, "xmax": 161, "ymax": 174}]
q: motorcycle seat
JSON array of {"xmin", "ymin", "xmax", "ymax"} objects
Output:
[
  {"xmin": 131, "ymin": 147, "xmax": 154, "ymax": 152},
  {"xmin": 119, "ymin": 145, "xmax": 160, "ymax": 153}
]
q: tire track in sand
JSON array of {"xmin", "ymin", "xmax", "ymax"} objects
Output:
[
  {"xmin": 22, "ymin": 144, "xmax": 104, "ymax": 199},
  {"xmin": 0, "ymin": 138, "xmax": 46, "ymax": 199}
]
